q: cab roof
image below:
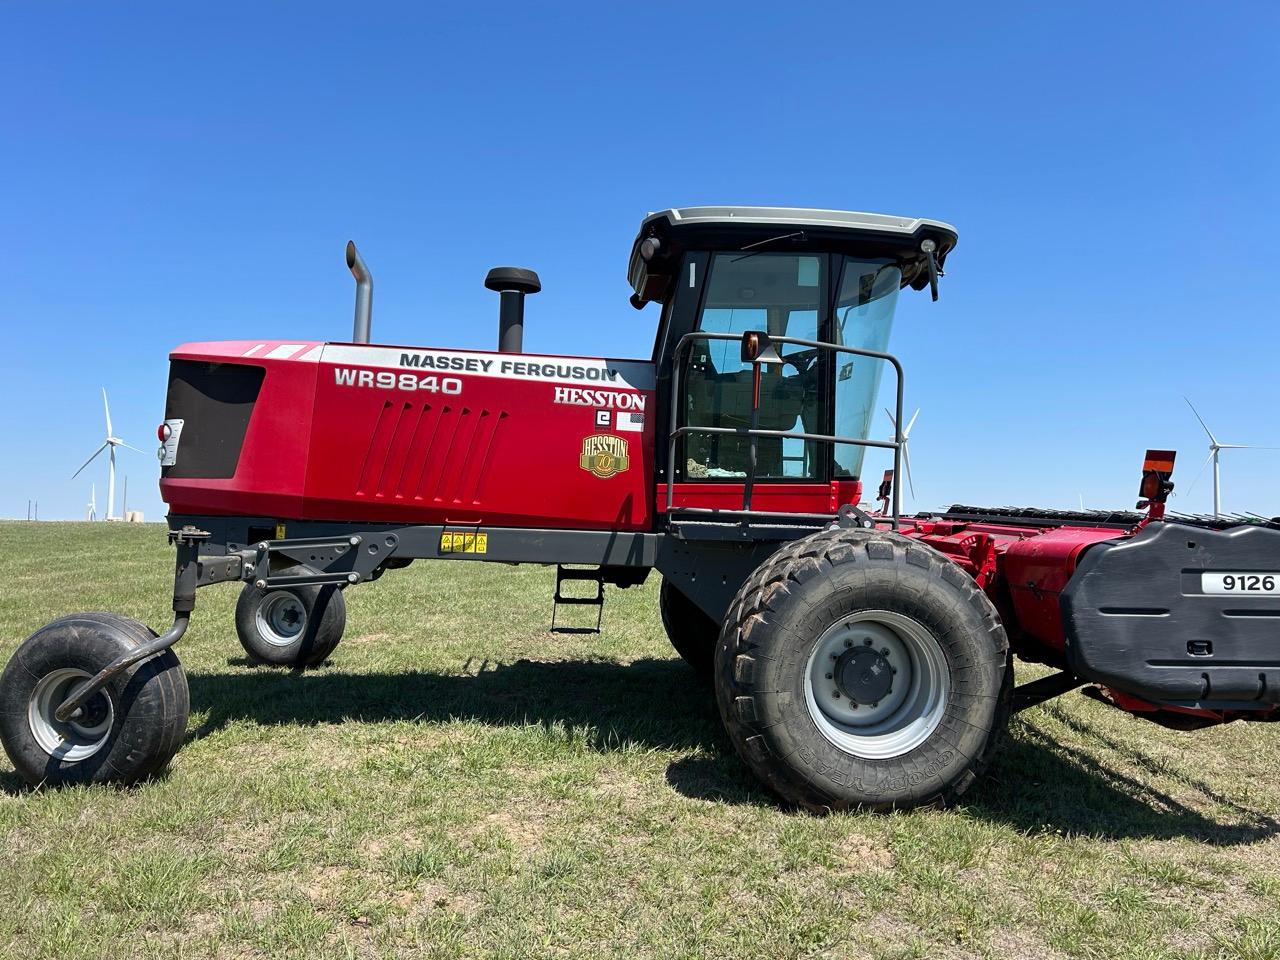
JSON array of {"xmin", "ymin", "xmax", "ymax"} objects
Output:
[
  {"xmin": 628, "ymin": 206, "xmax": 958, "ymax": 305},
  {"xmin": 639, "ymin": 206, "xmax": 957, "ymax": 238}
]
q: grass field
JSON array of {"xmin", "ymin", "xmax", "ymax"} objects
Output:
[{"xmin": 0, "ymin": 521, "xmax": 1277, "ymax": 960}]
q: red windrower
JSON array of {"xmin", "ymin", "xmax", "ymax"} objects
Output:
[{"xmin": 5, "ymin": 207, "xmax": 1276, "ymax": 813}]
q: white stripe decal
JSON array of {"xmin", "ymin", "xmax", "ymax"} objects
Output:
[
  {"xmin": 265, "ymin": 343, "xmax": 306, "ymax": 359},
  {"xmin": 242, "ymin": 343, "xmax": 266, "ymax": 356},
  {"xmin": 321, "ymin": 344, "xmax": 655, "ymax": 391},
  {"xmin": 295, "ymin": 344, "xmax": 325, "ymax": 362}
]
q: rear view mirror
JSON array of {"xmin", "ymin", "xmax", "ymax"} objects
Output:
[
  {"xmin": 921, "ymin": 238, "xmax": 939, "ymax": 302},
  {"xmin": 741, "ymin": 331, "xmax": 784, "ymax": 365}
]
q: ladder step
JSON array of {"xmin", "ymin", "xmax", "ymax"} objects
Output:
[
  {"xmin": 551, "ymin": 565, "xmax": 605, "ymax": 634},
  {"xmin": 556, "ymin": 567, "xmax": 606, "ymax": 581}
]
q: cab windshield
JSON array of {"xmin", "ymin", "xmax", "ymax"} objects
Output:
[{"xmin": 682, "ymin": 253, "xmax": 901, "ymax": 481}]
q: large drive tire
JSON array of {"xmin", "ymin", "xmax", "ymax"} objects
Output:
[
  {"xmin": 715, "ymin": 528, "xmax": 1011, "ymax": 812},
  {"xmin": 235, "ymin": 567, "xmax": 346, "ymax": 668},
  {"xmin": 0, "ymin": 612, "xmax": 189, "ymax": 787},
  {"xmin": 660, "ymin": 579, "xmax": 720, "ymax": 677}
]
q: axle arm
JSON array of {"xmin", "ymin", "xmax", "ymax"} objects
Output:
[{"xmin": 54, "ymin": 526, "xmax": 210, "ymax": 723}]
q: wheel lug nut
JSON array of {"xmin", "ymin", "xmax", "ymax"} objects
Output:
[
  {"xmin": 825, "ymin": 673, "xmax": 833, "ymax": 680},
  {"xmin": 832, "ymin": 691, "xmax": 840, "ymax": 699},
  {"xmin": 844, "ymin": 639, "xmax": 852, "ymax": 647},
  {"xmin": 880, "ymin": 648, "xmax": 889, "ymax": 656},
  {"xmin": 864, "ymin": 639, "xmax": 872, "ymax": 645}
]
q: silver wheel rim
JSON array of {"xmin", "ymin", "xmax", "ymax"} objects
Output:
[
  {"xmin": 804, "ymin": 610, "xmax": 950, "ymax": 760},
  {"xmin": 27, "ymin": 668, "xmax": 115, "ymax": 762},
  {"xmin": 255, "ymin": 592, "xmax": 307, "ymax": 647}
]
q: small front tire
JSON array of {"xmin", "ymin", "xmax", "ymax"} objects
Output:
[
  {"xmin": 234, "ymin": 568, "xmax": 346, "ymax": 668},
  {"xmin": 0, "ymin": 612, "xmax": 189, "ymax": 787}
]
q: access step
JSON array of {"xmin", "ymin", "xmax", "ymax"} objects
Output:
[{"xmin": 550, "ymin": 565, "xmax": 605, "ymax": 634}]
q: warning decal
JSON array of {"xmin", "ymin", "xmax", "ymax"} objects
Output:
[{"xmin": 439, "ymin": 532, "xmax": 488, "ymax": 554}]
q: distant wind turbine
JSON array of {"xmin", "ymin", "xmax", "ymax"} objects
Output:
[
  {"xmin": 71, "ymin": 389, "xmax": 145, "ymax": 521},
  {"xmin": 1184, "ymin": 396, "xmax": 1277, "ymax": 518},
  {"xmin": 885, "ymin": 407, "xmax": 921, "ymax": 500},
  {"xmin": 86, "ymin": 483, "xmax": 97, "ymax": 522}
]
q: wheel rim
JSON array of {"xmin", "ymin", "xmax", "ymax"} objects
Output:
[
  {"xmin": 803, "ymin": 610, "xmax": 950, "ymax": 760},
  {"xmin": 27, "ymin": 668, "xmax": 115, "ymax": 762},
  {"xmin": 255, "ymin": 592, "xmax": 307, "ymax": 647}
]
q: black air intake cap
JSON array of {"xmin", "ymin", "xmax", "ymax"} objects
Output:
[{"xmin": 484, "ymin": 267, "xmax": 541, "ymax": 294}]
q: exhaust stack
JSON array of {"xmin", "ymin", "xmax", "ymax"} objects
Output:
[
  {"xmin": 485, "ymin": 267, "xmax": 541, "ymax": 353},
  {"xmin": 346, "ymin": 241, "xmax": 373, "ymax": 344}
]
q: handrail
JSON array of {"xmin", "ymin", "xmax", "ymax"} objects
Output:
[{"xmin": 666, "ymin": 331, "xmax": 905, "ymax": 529}]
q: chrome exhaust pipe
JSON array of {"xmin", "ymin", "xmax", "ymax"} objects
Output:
[{"xmin": 346, "ymin": 240, "xmax": 373, "ymax": 343}]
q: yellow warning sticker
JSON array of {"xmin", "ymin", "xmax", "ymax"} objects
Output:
[
  {"xmin": 275, "ymin": 523, "xmax": 287, "ymax": 540},
  {"xmin": 440, "ymin": 532, "xmax": 488, "ymax": 554}
]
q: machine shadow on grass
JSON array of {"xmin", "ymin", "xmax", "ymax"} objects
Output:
[
  {"xmin": 183, "ymin": 658, "xmax": 1279, "ymax": 846},
  {"xmin": 190, "ymin": 657, "xmax": 726, "ymax": 754}
]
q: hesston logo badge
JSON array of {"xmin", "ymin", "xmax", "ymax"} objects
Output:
[{"xmin": 579, "ymin": 434, "xmax": 630, "ymax": 478}]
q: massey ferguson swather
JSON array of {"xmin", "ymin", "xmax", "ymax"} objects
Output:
[{"xmin": 5, "ymin": 207, "xmax": 1279, "ymax": 810}]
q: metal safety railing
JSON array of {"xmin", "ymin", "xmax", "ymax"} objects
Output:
[{"xmin": 666, "ymin": 331, "xmax": 905, "ymax": 529}]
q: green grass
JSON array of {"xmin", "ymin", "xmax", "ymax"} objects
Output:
[{"xmin": 1, "ymin": 521, "xmax": 1278, "ymax": 960}]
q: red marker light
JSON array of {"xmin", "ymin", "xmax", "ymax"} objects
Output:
[{"xmin": 158, "ymin": 423, "xmax": 171, "ymax": 442}]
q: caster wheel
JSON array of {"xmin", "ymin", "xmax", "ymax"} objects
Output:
[
  {"xmin": 235, "ymin": 566, "xmax": 346, "ymax": 668},
  {"xmin": 0, "ymin": 612, "xmax": 189, "ymax": 787}
]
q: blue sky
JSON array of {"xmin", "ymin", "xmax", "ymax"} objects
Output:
[{"xmin": 2, "ymin": 2, "xmax": 1276, "ymax": 521}]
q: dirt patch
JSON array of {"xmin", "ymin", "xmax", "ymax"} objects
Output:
[
  {"xmin": 592, "ymin": 766, "xmax": 646, "ymax": 805},
  {"xmin": 476, "ymin": 807, "xmax": 551, "ymax": 858},
  {"xmin": 390, "ymin": 882, "xmax": 482, "ymax": 919},
  {"xmin": 835, "ymin": 839, "xmax": 896, "ymax": 874},
  {"xmin": 221, "ymin": 820, "xmax": 279, "ymax": 863},
  {"xmin": 304, "ymin": 865, "xmax": 352, "ymax": 903},
  {"xmin": 988, "ymin": 927, "xmax": 1063, "ymax": 960}
]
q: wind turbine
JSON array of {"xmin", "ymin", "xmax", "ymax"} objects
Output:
[
  {"xmin": 885, "ymin": 407, "xmax": 921, "ymax": 500},
  {"xmin": 1184, "ymin": 397, "xmax": 1276, "ymax": 518},
  {"xmin": 86, "ymin": 483, "xmax": 97, "ymax": 522},
  {"xmin": 71, "ymin": 389, "xmax": 145, "ymax": 521}
]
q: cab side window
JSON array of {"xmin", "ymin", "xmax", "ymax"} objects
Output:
[{"xmin": 831, "ymin": 258, "xmax": 901, "ymax": 479}]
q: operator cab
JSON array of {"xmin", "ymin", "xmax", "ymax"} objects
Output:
[{"xmin": 629, "ymin": 207, "xmax": 956, "ymax": 488}]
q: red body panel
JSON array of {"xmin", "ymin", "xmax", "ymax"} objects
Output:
[
  {"xmin": 895, "ymin": 517, "xmax": 1122, "ymax": 655},
  {"xmin": 163, "ymin": 341, "xmax": 322, "ymax": 519},
  {"xmin": 1001, "ymin": 528, "xmax": 1121, "ymax": 650},
  {"xmin": 163, "ymin": 340, "xmax": 664, "ymax": 530},
  {"xmin": 304, "ymin": 343, "xmax": 658, "ymax": 530},
  {"xmin": 658, "ymin": 479, "xmax": 863, "ymax": 517}
]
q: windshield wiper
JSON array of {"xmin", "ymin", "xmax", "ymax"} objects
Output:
[{"xmin": 730, "ymin": 231, "xmax": 807, "ymax": 262}]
